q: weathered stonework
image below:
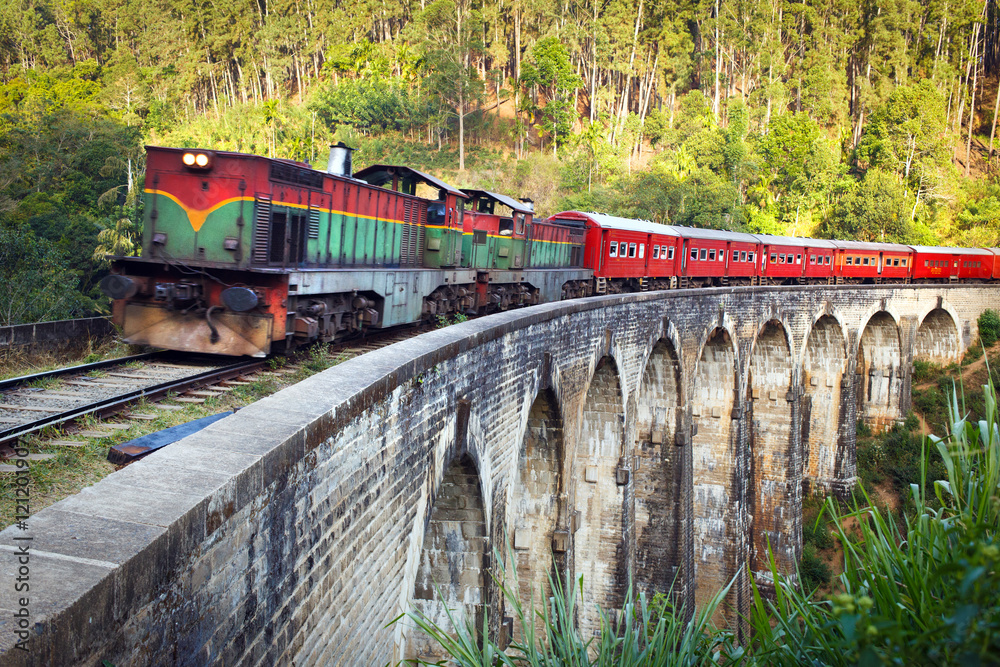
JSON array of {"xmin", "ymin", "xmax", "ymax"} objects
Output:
[{"xmin": 0, "ymin": 285, "xmax": 996, "ymax": 665}]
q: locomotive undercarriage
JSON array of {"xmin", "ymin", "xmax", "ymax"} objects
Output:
[
  {"xmin": 421, "ymin": 281, "xmax": 540, "ymax": 320},
  {"xmin": 285, "ymin": 292, "xmax": 381, "ymax": 348}
]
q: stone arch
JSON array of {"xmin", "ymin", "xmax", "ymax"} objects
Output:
[
  {"xmin": 856, "ymin": 311, "xmax": 903, "ymax": 431},
  {"xmin": 633, "ymin": 337, "xmax": 684, "ymax": 600},
  {"xmin": 692, "ymin": 327, "xmax": 738, "ymax": 617},
  {"xmin": 747, "ymin": 320, "xmax": 796, "ymax": 582},
  {"xmin": 406, "ymin": 454, "xmax": 487, "ymax": 662},
  {"xmin": 508, "ymin": 387, "xmax": 564, "ymax": 636},
  {"xmin": 802, "ymin": 315, "xmax": 847, "ymax": 492},
  {"xmin": 574, "ymin": 355, "xmax": 626, "ymax": 637},
  {"xmin": 914, "ymin": 308, "xmax": 961, "ymax": 365}
]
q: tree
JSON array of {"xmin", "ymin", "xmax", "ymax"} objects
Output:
[
  {"xmin": 519, "ymin": 36, "xmax": 583, "ymax": 157},
  {"xmin": 0, "ymin": 228, "xmax": 91, "ymax": 325},
  {"xmin": 824, "ymin": 168, "xmax": 912, "ymax": 243}
]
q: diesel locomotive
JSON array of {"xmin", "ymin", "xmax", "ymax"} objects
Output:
[{"xmin": 100, "ymin": 144, "xmax": 1000, "ymax": 357}]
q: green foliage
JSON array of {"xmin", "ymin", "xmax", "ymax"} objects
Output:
[
  {"xmin": 519, "ymin": 37, "xmax": 583, "ymax": 153},
  {"xmin": 748, "ymin": 379, "xmax": 1000, "ymax": 666},
  {"xmin": 978, "ymin": 310, "xmax": 1000, "ymax": 348},
  {"xmin": 799, "ymin": 543, "xmax": 832, "ymax": 589},
  {"xmin": 311, "ymin": 78, "xmax": 423, "ymax": 134},
  {"xmin": 0, "ymin": 227, "xmax": 92, "ymax": 325},
  {"xmin": 402, "ymin": 548, "xmax": 741, "ymax": 666},
  {"xmin": 823, "ymin": 168, "xmax": 913, "ymax": 243}
]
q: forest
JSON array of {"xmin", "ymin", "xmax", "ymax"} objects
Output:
[{"xmin": 2, "ymin": 0, "xmax": 1000, "ymax": 324}]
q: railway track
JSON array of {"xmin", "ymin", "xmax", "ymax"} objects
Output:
[{"xmin": 0, "ymin": 323, "xmax": 433, "ymax": 451}]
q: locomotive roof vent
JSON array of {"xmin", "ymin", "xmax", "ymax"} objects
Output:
[
  {"xmin": 327, "ymin": 142, "xmax": 355, "ymax": 178},
  {"xmin": 519, "ymin": 197, "xmax": 534, "ymax": 212}
]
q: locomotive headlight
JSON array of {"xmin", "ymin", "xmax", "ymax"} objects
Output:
[{"xmin": 181, "ymin": 151, "xmax": 214, "ymax": 170}]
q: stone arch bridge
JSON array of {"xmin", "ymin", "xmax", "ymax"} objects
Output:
[{"xmin": 0, "ymin": 285, "xmax": 994, "ymax": 665}]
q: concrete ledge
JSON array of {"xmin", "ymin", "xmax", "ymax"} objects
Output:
[{"xmin": 0, "ymin": 318, "xmax": 115, "ymax": 355}]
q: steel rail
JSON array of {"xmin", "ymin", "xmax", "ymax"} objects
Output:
[
  {"xmin": 0, "ymin": 351, "xmax": 171, "ymax": 393},
  {"xmin": 0, "ymin": 358, "xmax": 264, "ymax": 447}
]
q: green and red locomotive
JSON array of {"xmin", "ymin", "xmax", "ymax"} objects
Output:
[{"xmin": 101, "ymin": 145, "xmax": 588, "ymax": 356}]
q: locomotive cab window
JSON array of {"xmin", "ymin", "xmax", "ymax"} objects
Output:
[
  {"xmin": 499, "ymin": 219, "xmax": 514, "ymax": 236},
  {"xmin": 515, "ymin": 213, "xmax": 525, "ymax": 235},
  {"xmin": 609, "ymin": 243, "xmax": 617, "ymax": 258}
]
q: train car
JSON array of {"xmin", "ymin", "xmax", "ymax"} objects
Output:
[
  {"xmin": 547, "ymin": 211, "xmax": 680, "ymax": 293},
  {"xmin": 459, "ymin": 190, "xmax": 590, "ymax": 309},
  {"xmin": 909, "ymin": 246, "xmax": 965, "ymax": 283},
  {"xmin": 829, "ymin": 240, "xmax": 910, "ymax": 283},
  {"xmin": 102, "ymin": 145, "xmax": 486, "ymax": 356},
  {"xmin": 953, "ymin": 247, "xmax": 995, "ymax": 282},
  {"xmin": 674, "ymin": 227, "xmax": 759, "ymax": 287},
  {"xmin": 753, "ymin": 236, "xmax": 834, "ymax": 284},
  {"xmin": 990, "ymin": 249, "xmax": 1000, "ymax": 280}
]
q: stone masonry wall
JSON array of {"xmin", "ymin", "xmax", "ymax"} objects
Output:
[{"xmin": 0, "ymin": 285, "xmax": 997, "ymax": 665}]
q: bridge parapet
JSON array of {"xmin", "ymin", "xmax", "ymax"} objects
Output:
[{"xmin": 0, "ymin": 285, "xmax": 995, "ymax": 664}]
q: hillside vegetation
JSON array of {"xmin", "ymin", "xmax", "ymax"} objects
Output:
[{"xmin": 2, "ymin": 0, "xmax": 1000, "ymax": 324}]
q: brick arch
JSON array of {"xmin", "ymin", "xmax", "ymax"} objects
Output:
[
  {"xmin": 633, "ymin": 337, "xmax": 685, "ymax": 601},
  {"xmin": 691, "ymin": 326, "xmax": 739, "ymax": 619},
  {"xmin": 856, "ymin": 311, "xmax": 903, "ymax": 431},
  {"xmin": 574, "ymin": 355, "xmax": 627, "ymax": 637},
  {"xmin": 802, "ymin": 314, "xmax": 848, "ymax": 491},
  {"xmin": 747, "ymin": 319, "xmax": 796, "ymax": 582},
  {"xmin": 914, "ymin": 308, "xmax": 961, "ymax": 365},
  {"xmin": 507, "ymin": 387, "xmax": 565, "ymax": 637},
  {"xmin": 405, "ymin": 453, "xmax": 487, "ymax": 662}
]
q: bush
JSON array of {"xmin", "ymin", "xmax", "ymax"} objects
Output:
[
  {"xmin": 979, "ymin": 309, "xmax": 1000, "ymax": 347},
  {"xmin": 912, "ymin": 359, "xmax": 934, "ymax": 383},
  {"xmin": 799, "ymin": 543, "xmax": 832, "ymax": 589}
]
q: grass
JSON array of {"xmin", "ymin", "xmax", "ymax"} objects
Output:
[
  {"xmin": 0, "ymin": 343, "xmax": 351, "ymax": 528},
  {"xmin": 0, "ymin": 337, "xmax": 144, "ymax": 382}
]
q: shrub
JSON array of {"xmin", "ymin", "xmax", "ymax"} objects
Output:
[
  {"xmin": 978, "ymin": 309, "xmax": 1000, "ymax": 347},
  {"xmin": 799, "ymin": 543, "xmax": 832, "ymax": 589}
]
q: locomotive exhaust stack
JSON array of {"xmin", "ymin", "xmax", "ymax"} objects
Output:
[{"xmin": 327, "ymin": 142, "xmax": 354, "ymax": 178}]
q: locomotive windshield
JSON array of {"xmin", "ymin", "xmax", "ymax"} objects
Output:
[{"xmin": 427, "ymin": 202, "xmax": 446, "ymax": 226}]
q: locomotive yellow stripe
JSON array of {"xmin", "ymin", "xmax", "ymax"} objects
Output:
[
  {"xmin": 145, "ymin": 189, "xmax": 254, "ymax": 232},
  {"xmin": 461, "ymin": 232, "xmax": 574, "ymax": 244}
]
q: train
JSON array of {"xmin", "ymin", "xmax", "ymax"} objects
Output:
[{"xmin": 99, "ymin": 144, "xmax": 1000, "ymax": 357}]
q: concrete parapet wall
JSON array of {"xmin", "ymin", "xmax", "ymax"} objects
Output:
[
  {"xmin": 0, "ymin": 318, "xmax": 115, "ymax": 356},
  {"xmin": 0, "ymin": 285, "xmax": 996, "ymax": 664}
]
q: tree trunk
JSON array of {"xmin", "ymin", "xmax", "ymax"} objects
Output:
[
  {"xmin": 966, "ymin": 18, "xmax": 983, "ymax": 177},
  {"xmin": 989, "ymin": 72, "xmax": 1000, "ymax": 167},
  {"xmin": 713, "ymin": 0, "xmax": 721, "ymax": 121}
]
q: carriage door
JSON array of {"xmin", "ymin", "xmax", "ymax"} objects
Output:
[{"xmin": 878, "ymin": 253, "xmax": 884, "ymax": 274}]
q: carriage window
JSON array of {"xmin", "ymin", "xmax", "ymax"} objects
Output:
[
  {"xmin": 901, "ymin": 258, "xmax": 906, "ymax": 266},
  {"xmin": 628, "ymin": 243, "xmax": 637, "ymax": 258},
  {"xmin": 609, "ymin": 243, "xmax": 617, "ymax": 257},
  {"xmin": 954, "ymin": 262, "xmax": 958, "ymax": 268},
  {"xmin": 924, "ymin": 260, "xmax": 929, "ymax": 267},
  {"xmin": 709, "ymin": 249, "xmax": 716, "ymax": 261},
  {"xmin": 698, "ymin": 248, "xmax": 706, "ymax": 260},
  {"xmin": 796, "ymin": 254, "xmax": 802, "ymax": 264},
  {"xmin": 863, "ymin": 257, "xmax": 869, "ymax": 265},
  {"xmin": 749, "ymin": 252, "xmax": 755, "ymax": 262},
  {"xmin": 638, "ymin": 244, "xmax": 644, "ymax": 258},
  {"xmin": 809, "ymin": 255, "xmax": 816, "ymax": 265},
  {"xmin": 619, "ymin": 242, "xmax": 627, "ymax": 256},
  {"xmin": 652, "ymin": 245, "xmax": 659, "ymax": 259},
  {"xmin": 770, "ymin": 253, "xmax": 777, "ymax": 263},
  {"xmin": 691, "ymin": 248, "xmax": 698, "ymax": 260},
  {"xmin": 740, "ymin": 251, "xmax": 747, "ymax": 262},
  {"xmin": 846, "ymin": 257, "xmax": 853, "ymax": 265},
  {"xmin": 894, "ymin": 258, "xmax": 899, "ymax": 266},
  {"xmin": 667, "ymin": 246, "xmax": 674, "ymax": 260}
]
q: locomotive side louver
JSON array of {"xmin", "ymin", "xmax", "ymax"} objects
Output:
[
  {"xmin": 252, "ymin": 195, "xmax": 271, "ymax": 264},
  {"xmin": 401, "ymin": 200, "xmax": 416, "ymax": 265},
  {"xmin": 308, "ymin": 208, "xmax": 320, "ymax": 239}
]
